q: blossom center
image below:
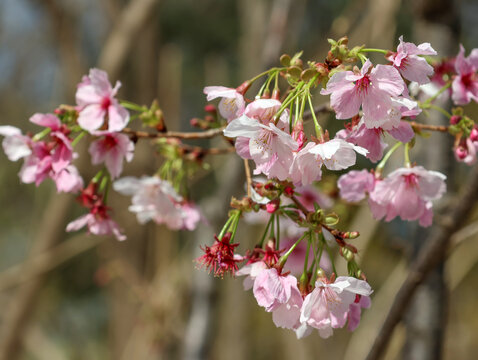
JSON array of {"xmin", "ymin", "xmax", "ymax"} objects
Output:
[
  {"xmin": 403, "ymin": 173, "xmax": 419, "ymax": 187},
  {"xmin": 101, "ymin": 96, "xmax": 112, "ymax": 110},
  {"xmin": 355, "ymin": 75, "xmax": 372, "ymax": 95}
]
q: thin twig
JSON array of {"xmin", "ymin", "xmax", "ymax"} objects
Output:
[
  {"xmin": 122, "ymin": 126, "xmax": 226, "ymax": 140},
  {"xmin": 365, "ymin": 164, "xmax": 478, "ymax": 360},
  {"xmin": 409, "ymin": 121, "xmax": 449, "ymax": 133},
  {"xmin": 244, "ymin": 159, "xmax": 252, "ymax": 198}
]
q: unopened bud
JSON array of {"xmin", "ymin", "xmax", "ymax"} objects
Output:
[
  {"xmin": 316, "ymin": 268, "xmax": 326, "ymax": 280},
  {"xmin": 204, "ymin": 104, "xmax": 217, "ymax": 114},
  {"xmin": 190, "ymin": 118, "xmax": 200, "ymax": 127},
  {"xmin": 344, "ymin": 231, "xmax": 359, "ymax": 239},
  {"xmin": 470, "ymin": 128, "xmax": 478, "ymax": 142},
  {"xmin": 342, "ymin": 248, "xmax": 354, "ymax": 262},
  {"xmin": 450, "ymin": 115, "xmax": 461, "ymax": 125},
  {"xmin": 266, "ymin": 199, "xmax": 280, "ymax": 213},
  {"xmin": 204, "ymin": 115, "xmax": 215, "ymax": 123},
  {"xmin": 455, "ymin": 146, "xmax": 468, "ymax": 160},
  {"xmin": 284, "ymin": 186, "xmax": 294, "ymax": 197}
]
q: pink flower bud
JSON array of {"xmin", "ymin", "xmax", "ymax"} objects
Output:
[
  {"xmin": 266, "ymin": 200, "xmax": 279, "ymax": 213},
  {"xmin": 450, "ymin": 115, "xmax": 461, "ymax": 125},
  {"xmin": 470, "ymin": 128, "xmax": 478, "ymax": 142},
  {"xmin": 204, "ymin": 104, "xmax": 217, "ymax": 114},
  {"xmin": 455, "ymin": 146, "xmax": 468, "ymax": 160}
]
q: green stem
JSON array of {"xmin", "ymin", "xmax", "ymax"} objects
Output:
[
  {"xmin": 360, "ymin": 48, "xmax": 388, "ymax": 54},
  {"xmin": 422, "ymin": 82, "xmax": 451, "ymax": 105},
  {"xmin": 376, "ymin": 142, "xmax": 402, "ymax": 173},
  {"xmin": 276, "ymin": 213, "xmax": 281, "ymax": 250},
  {"xmin": 32, "ymin": 127, "xmax": 51, "ymax": 142},
  {"xmin": 278, "ymin": 231, "xmax": 309, "ymax": 267},
  {"xmin": 218, "ymin": 215, "xmax": 235, "ymax": 239},
  {"xmin": 120, "ymin": 100, "xmax": 148, "ymax": 112},
  {"xmin": 228, "ymin": 210, "xmax": 242, "ymax": 240},
  {"xmin": 358, "ymin": 53, "xmax": 367, "ymax": 65},
  {"xmin": 91, "ymin": 169, "xmax": 104, "ymax": 184},
  {"xmin": 308, "ymin": 93, "xmax": 324, "ymax": 141},
  {"xmin": 71, "ymin": 131, "xmax": 86, "ymax": 147},
  {"xmin": 404, "ymin": 142, "xmax": 411, "ymax": 167},
  {"xmin": 428, "ymin": 104, "xmax": 452, "ymax": 118},
  {"xmin": 258, "ymin": 215, "xmax": 275, "ymax": 247}
]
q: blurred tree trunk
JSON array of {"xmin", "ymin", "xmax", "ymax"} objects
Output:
[{"xmin": 402, "ymin": 1, "xmax": 459, "ymax": 359}]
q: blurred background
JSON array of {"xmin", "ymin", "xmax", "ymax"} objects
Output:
[{"xmin": 0, "ymin": 0, "xmax": 478, "ymax": 359}]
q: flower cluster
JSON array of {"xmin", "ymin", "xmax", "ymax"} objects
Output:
[{"xmin": 1, "ymin": 35, "xmax": 477, "ymax": 340}]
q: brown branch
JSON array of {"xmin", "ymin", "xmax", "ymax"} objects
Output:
[
  {"xmin": 409, "ymin": 121, "xmax": 449, "ymax": 133},
  {"xmin": 122, "ymin": 126, "xmax": 226, "ymax": 140},
  {"xmin": 244, "ymin": 159, "xmax": 252, "ymax": 197},
  {"xmin": 365, "ymin": 163, "xmax": 478, "ymax": 360}
]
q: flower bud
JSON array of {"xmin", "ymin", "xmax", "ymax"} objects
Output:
[
  {"xmin": 450, "ymin": 115, "xmax": 461, "ymax": 125},
  {"xmin": 470, "ymin": 128, "xmax": 478, "ymax": 142},
  {"xmin": 455, "ymin": 146, "xmax": 468, "ymax": 160},
  {"xmin": 266, "ymin": 199, "xmax": 280, "ymax": 213},
  {"xmin": 204, "ymin": 104, "xmax": 217, "ymax": 114}
]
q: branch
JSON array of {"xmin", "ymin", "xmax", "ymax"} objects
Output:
[
  {"xmin": 409, "ymin": 121, "xmax": 449, "ymax": 133},
  {"xmin": 122, "ymin": 126, "xmax": 225, "ymax": 140},
  {"xmin": 365, "ymin": 163, "xmax": 478, "ymax": 360}
]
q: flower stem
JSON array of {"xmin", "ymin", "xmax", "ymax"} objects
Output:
[
  {"xmin": 71, "ymin": 131, "xmax": 87, "ymax": 147},
  {"xmin": 361, "ymin": 48, "xmax": 388, "ymax": 54},
  {"xmin": 278, "ymin": 231, "xmax": 309, "ymax": 267},
  {"xmin": 376, "ymin": 142, "xmax": 402, "ymax": 174},
  {"xmin": 308, "ymin": 93, "xmax": 324, "ymax": 141},
  {"xmin": 404, "ymin": 142, "xmax": 411, "ymax": 167},
  {"xmin": 32, "ymin": 127, "xmax": 51, "ymax": 142},
  {"xmin": 120, "ymin": 100, "xmax": 148, "ymax": 112},
  {"xmin": 422, "ymin": 82, "xmax": 451, "ymax": 105}
]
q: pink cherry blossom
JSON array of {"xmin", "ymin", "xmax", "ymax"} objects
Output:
[
  {"xmin": 76, "ymin": 68, "xmax": 130, "ymax": 132},
  {"xmin": 347, "ymin": 295, "xmax": 371, "ymax": 331},
  {"xmin": 253, "ymin": 267, "xmax": 299, "ymax": 312},
  {"xmin": 338, "ymin": 170, "xmax": 376, "ymax": 202},
  {"xmin": 320, "ymin": 60, "xmax": 405, "ymax": 128},
  {"xmin": 52, "ymin": 165, "xmax": 84, "ymax": 193},
  {"xmin": 66, "ymin": 203, "xmax": 126, "ymax": 241},
  {"xmin": 336, "ymin": 124, "xmax": 387, "ymax": 163},
  {"xmin": 300, "ymin": 276, "xmax": 373, "ymax": 338},
  {"xmin": 454, "ymin": 137, "xmax": 477, "ymax": 165},
  {"xmin": 387, "ymin": 36, "xmax": 437, "ymax": 84},
  {"xmin": 369, "ymin": 166, "xmax": 446, "ymax": 227},
  {"xmin": 113, "ymin": 176, "xmax": 201, "ymax": 231},
  {"xmin": 337, "ymin": 119, "xmax": 415, "ymax": 163},
  {"xmin": 451, "ymin": 45, "xmax": 478, "ymax": 105},
  {"xmin": 203, "ymin": 86, "xmax": 245, "ymax": 122},
  {"xmin": 89, "ymin": 132, "xmax": 135, "ymax": 178},
  {"xmin": 0, "ymin": 126, "xmax": 32, "ymax": 161},
  {"xmin": 30, "ymin": 113, "xmax": 73, "ymax": 173},
  {"xmin": 224, "ymin": 114, "xmax": 298, "ymax": 181},
  {"xmin": 236, "ymin": 260, "xmax": 268, "ymax": 290}
]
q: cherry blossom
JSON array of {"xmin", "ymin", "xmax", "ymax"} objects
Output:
[
  {"xmin": 320, "ymin": 59, "xmax": 405, "ymax": 128},
  {"xmin": 0, "ymin": 126, "xmax": 32, "ymax": 161},
  {"xmin": 76, "ymin": 68, "xmax": 130, "ymax": 132},
  {"xmin": 370, "ymin": 166, "xmax": 446, "ymax": 227},
  {"xmin": 224, "ymin": 113, "xmax": 298, "ymax": 180},
  {"xmin": 203, "ymin": 86, "xmax": 246, "ymax": 122},
  {"xmin": 387, "ymin": 36, "xmax": 437, "ymax": 84},
  {"xmin": 196, "ymin": 233, "xmax": 242, "ymax": 277},
  {"xmin": 300, "ymin": 276, "xmax": 373, "ymax": 338},
  {"xmin": 113, "ymin": 176, "xmax": 201, "ymax": 231},
  {"xmin": 66, "ymin": 203, "xmax": 126, "ymax": 241},
  {"xmin": 89, "ymin": 132, "xmax": 135, "ymax": 178},
  {"xmin": 253, "ymin": 268, "xmax": 300, "ymax": 311},
  {"xmin": 451, "ymin": 45, "xmax": 478, "ymax": 105},
  {"xmin": 290, "ymin": 139, "xmax": 367, "ymax": 186}
]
